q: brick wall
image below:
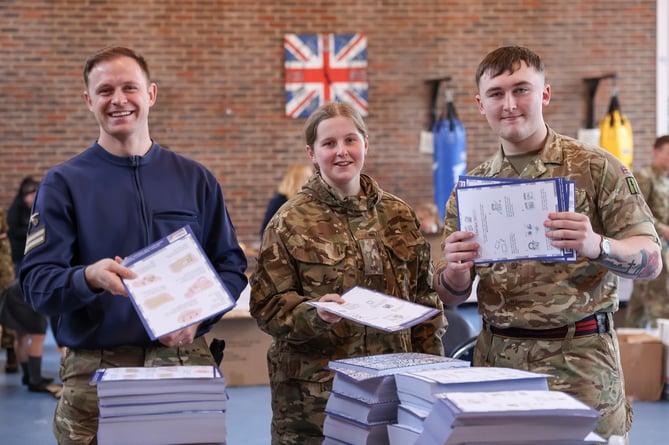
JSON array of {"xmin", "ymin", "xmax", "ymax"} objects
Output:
[{"xmin": 0, "ymin": 0, "xmax": 657, "ymax": 247}]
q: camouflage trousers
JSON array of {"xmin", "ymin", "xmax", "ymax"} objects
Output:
[
  {"xmin": 53, "ymin": 337, "xmax": 214, "ymax": 445},
  {"xmin": 474, "ymin": 325, "xmax": 631, "ymax": 443},
  {"xmin": 269, "ymin": 378, "xmax": 331, "ymax": 445},
  {"xmin": 627, "ymin": 265, "xmax": 669, "ymax": 328},
  {"xmin": 1, "ymin": 325, "xmax": 15, "ymax": 349}
]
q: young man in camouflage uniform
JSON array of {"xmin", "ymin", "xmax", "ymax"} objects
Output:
[
  {"xmin": 434, "ymin": 46, "xmax": 661, "ymax": 442},
  {"xmin": 626, "ymin": 135, "xmax": 669, "ymax": 328},
  {"xmin": 251, "ymin": 102, "xmax": 445, "ymax": 445}
]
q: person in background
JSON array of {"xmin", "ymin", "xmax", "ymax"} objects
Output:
[
  {"xmin": 0, "ymin": 209, "xmax": 18, "ymax": 374},
  {"xmin": 0, "ymin": 323, "xmax": 16, "ymax": 374},
  {"xmin": 416, "ymin": 201, "xmax": 445, "ymax": 267},
  {"xmin": 626, "ymin": 135, "xmax": 669, "ymax": 328},
  {"xmin": 415, "ymin": 201, "xmax": 442, "ymax": 235},
  {"xmin": 5, "ymin": 176, "xmax": 66, "ymax": 359},
  {"xmin": 0, "ymin": 280, "xmax": 62, "ymax": 397},
  {"xmin": 260, "ymin": 163, "xmax": 313, "ymax": 237},
  {"xmin": 7, "ymin": 177, "xmax": 39, "ymax": 274},
  {"xmin": 19, "ymin": 46, "xmax": 247, "ymax": 444},
  {"xmin": 2, "ymin": 190, "xmax": 60, "ymax": 396},
  {"xmin": 434, "ymin": 46, "xmax": 661, "ymax": 442},
  {"xmin": 250, "ymin": 101, "xmax": 445, "ymax": 445}
]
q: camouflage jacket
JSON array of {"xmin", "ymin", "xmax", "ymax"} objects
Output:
[
  {"xmin": 634, "ymin": 163, "xmax": 669, "ymax": 251},
  {"xmin": 0, "ymin": 209, "xmax": 14, "ymax": 291},
  {"xmin": 443, "ymin": 126, "xmax": 659, "ymax": 329},
  {"xmin": 251, "ymin": 173, "xmax": 445, "ymax": 383}
]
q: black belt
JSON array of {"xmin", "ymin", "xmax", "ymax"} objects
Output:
[{"xmin": 485, "ymin": 313, "xmax": 610, "ymax": 340}]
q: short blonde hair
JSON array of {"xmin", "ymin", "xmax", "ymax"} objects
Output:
[
  {"xmin": 278, "ymin": 164, "xmax": 313, "ymax": 198},
  {"xmin": 416, "ymin": 202, "xmax": 442, "ymax": 233}
]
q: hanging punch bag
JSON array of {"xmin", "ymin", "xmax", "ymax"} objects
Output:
[
  {"xmin": 433, "ymin": 90, "xmax": 467, "ymax": 221},
  {"xmin": 599, "ymin": 86, "xmax": 633, "ymax": 169}
]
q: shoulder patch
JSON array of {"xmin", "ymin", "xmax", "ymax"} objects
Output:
[
  {"xmin": 626, "ymin": 176, "xmax": 640, "ymax": 195},
  {"xmin": 24, "ymin": 226, "xmax": 46, "ymax": 255}
]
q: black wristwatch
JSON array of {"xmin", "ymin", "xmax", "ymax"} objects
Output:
[{"xmin": 597, "ymin": 235, "xmax": 611, "ymax": 261}]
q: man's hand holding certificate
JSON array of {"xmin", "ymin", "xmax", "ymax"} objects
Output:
[
  {"xmin": 120, "ymin": 226, "xmax": 236, "ymax": 340},
  {"xmin": 456, "ymin": 176, "xmax": 576, "ymax": 264},
  {"xmin": 307, "ymin": 286, "xmax": 440, "ymax": 332}
]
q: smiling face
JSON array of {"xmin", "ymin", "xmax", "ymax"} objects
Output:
[
  {"xmin": 83, "ymin": 55, "xmax": 156, "ymax": 155},
  {"xmin": 475, "ymin": 60, "xmax": 550, "ymax": 155},
  {"xmin": 306, "ymin": 114, "xmax": 368, "ymax": 198}
]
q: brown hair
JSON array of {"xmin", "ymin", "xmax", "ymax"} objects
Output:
[
  {"xmin": 83, "ymin": 46, "xmax": 151, "ymax": 89},
  {"xmin": 304, "ymin": 101, "xmax": 368, "ymax": 149},
  {"xmin": 654, "ymin": 135, "xmax": 669, "ymax": 150},
  {"xmin": 18, "ymin": 176, "xmax": 39, "ymax": 198},
  {"xmin": 278, "ymin": 164, "xmax": 313, "ymax": 198},
  {"xmin": 475, "ymin": 46, "xmax": 544, "ymax": 89}
]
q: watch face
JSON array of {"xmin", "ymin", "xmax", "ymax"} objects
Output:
[{"xmin": 602, "ymin": 237, "xmax": 611, "ymax": 256}]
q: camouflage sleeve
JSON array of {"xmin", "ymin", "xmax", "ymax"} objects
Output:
[
  {"xmin": 0, "ymin": 210, "xmax": 8, "ymax": 234},
  {"xmin": 635, "ymin": 168, "xmax": 652, "ymax": 201},
  {"xmin": 436, "ymin": 187, "xmax": 460, "ymax": 271},
  {"xmin": 595, "ymin": 156, "xmax": 658, "ymax": 243},
  {"xmin": 410, "ymin": 235, "xmax": 446, "ymax": 355},
  {"xmin": 250, "ymin": 227, "xmax": 334, "ymax": 344},
  {"xmin": 637, "ymin": 170, "xmax": 669, "ymax": 238},
  {"xmin": 411, "ymin": 303, "xmax": 446, "ymax": 355},
  {"xmin": 0, "ymin": 210, "xmax": 14, "ymax": 291}
]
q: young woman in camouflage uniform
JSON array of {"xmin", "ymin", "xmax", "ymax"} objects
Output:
[{"xmin": 250, "ymin": 101, "xmax": 446, "ymax": 445}]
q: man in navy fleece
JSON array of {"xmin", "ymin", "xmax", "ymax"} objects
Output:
[{"xmin": 20, "ymin": 46, "xmax": 247, "ymax": 444}]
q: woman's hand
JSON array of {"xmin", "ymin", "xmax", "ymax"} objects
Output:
[{"xmin": 315, "ymin": 293, "xmax": 345, "ymax": 324}]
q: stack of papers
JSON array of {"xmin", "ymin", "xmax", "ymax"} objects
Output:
[
  {"xmin": 327, "ymin": 352, "xmax": 470, "ymax": 377},
  {"xmin": 456, "ymin": 176, "xmax": 576, "ymax": 263},
  {"xmin": 93, "ymin": 365, "xmax": 228, "ymax": 445},
  {"xmin": 395, "ymin": 366, "xmax": 551, "ymax": 412},
  {"xmin": 390, "ymin": 366, "xmax": 550, "ymax": 443},
  {"xmin": 323, "ymin": 353, "xmax": 469, "ymax": 445},
  {"xmin": 416, "ymin": 390, "xmax": 603, "ymax": 445}
]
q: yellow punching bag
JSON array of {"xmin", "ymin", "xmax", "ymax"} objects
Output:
[{"xmin": 599, "ymin": 89, "xmax": 633, "ymax": 169}]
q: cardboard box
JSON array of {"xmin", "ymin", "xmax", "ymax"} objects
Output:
[
  {"xmin": 205, "ymin": 309, "xmax": 271, "ymax": 387},
  {"xmin": 617, "ymin": 329, "xmax": 664, "ymax": 401}
]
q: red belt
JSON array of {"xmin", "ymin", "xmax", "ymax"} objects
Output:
[{"xmin": 485, "ymin": 313, "xmax": 609, "ymax": 340}]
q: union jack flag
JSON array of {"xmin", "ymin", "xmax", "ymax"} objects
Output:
[{"xmin": 284, "ymin": 33, "xmax": 368, "ymax": 118}]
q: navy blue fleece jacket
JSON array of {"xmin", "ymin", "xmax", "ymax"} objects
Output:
[{"xmin": 20, "ymin": 142, "xmax": 247, "ymax": 349}]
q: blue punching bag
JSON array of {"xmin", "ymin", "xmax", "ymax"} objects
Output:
[{"xmin": 433, "ymin": 91, "xmax": 467, "ymax": 221}]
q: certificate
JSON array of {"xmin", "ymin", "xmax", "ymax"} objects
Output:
[
  {"xmin": 307, "ymin": 286, "xmax": 441, "ymax": 332},
  {"xmin": 456, "ymin": 177, "xmax": 576, "ymax": 263},
  {"xmin": 121, "ymin": 225, "xmax": 235, "ymax": 340}
]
